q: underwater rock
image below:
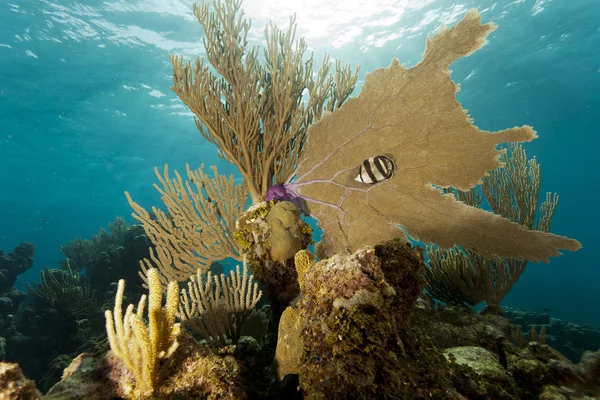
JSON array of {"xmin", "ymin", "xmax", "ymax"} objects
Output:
[
  {"xmin": 0, "ymin": 362, "xmax": 41, "ymax": 399},
  {"xmin": 414, "ymin": 303, "xmax": 509, "ymax": 354},
  {"xmin": 412, "ymin": 300, "xmax": 600, "ymax": 398},
  {"xmin": 265, "ymin": 201, "xmax": 310, "ymax": 262},
  {"xmin": 235, "ymin": 201, "xmax": 310, "ymax": 311},
  {"xmin": 234, "ymin": 336, "xmax": 260, "ymax": 359},
  {"xmin": 278, "ymin": 240, "xmax": 499, "ymax": 399},
  {"xmin": 539, "ymin": 385, "xmax": 598, "ymax": 400},
  {"xmin": 0, "ymin": 243, "xmax": 34, "ymax": 294},
  {"xmin": 444, "ymin": 346, "xmax": 507, "ymax": 377},
  {"xmin": 444, "ymin": 346, "xmax": 514, "ymax": 398},
  {"xmin": 506, "ymin": 343, "xmax": 600, "ymax": 398},
  {"xmin": 145, "ymin": 332, "xmax": 245, "ymax": 399},
  {"xmin": 274, "ymin": 306, "xmax": 304, "ymax": 379},
  {"xmin": 374, "ymin": 238, "xmax": 426, "ymax": 333},
  {"xmin": 44, "ymin": 353, "xmax": 114, "ymax": 400},
  {"xmin": 275, "ymin": 245, "xmax": 406, "ymax": 398},
  {"xmin": 444, "ymin": 346, "xmax": 517, "ymax": 399},
  {"xmin": 578, "ymin": 349, "xmax": 600, "ymax": 387}
]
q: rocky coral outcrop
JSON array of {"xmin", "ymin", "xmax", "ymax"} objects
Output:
[
  {"xmin": 0, "ymin": 362, "xmax": 42, "ymax": 400},
  {"xmin": 235, "ymin": 201, "xmax": 312, "ymax": 312},
  {"xmin": 276, "ymin": 240, "xmax": 462, "ymax": 399},
  {"xmin": 415, "ymin": 300, "xmax": 600, "ymax": 399},
  {"xmin": 444, "ymin": 346, "xmax": 517, "ymax": 399},
  {"xmin": 0, "ymin": 243, "xmax": 34, "ymax": 370},
  {"xmin": 0, "ymin": 243, "xmax": 34, "ymax": 294}
]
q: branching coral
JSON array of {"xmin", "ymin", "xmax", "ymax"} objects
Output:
[
  {"xmin": 178, "ymin": 260, "xmax": 262, "ymax": 347},
  {"xmin": 170, "ymin": 0, "xmax": 359, "ymax": 203},
  {"xmin": 126, "ymin": 164, "xmax": 247, "ymax": 287},
  {"xmin": 59, "ymin": 216, "xmax": 127, "ymax": 272},
  {"xmin": 104, "ymin": 268, "xmax": 181, "ymax": 399},
  {"xmin": 285, "ymin": 9, "xmax": 581, "ymax": 262},
  {"xmin": 424, "ymin": 143, "xmax": 560, "ymax": 308},
  {"xmin": 26, "ymin": 263, "xmax": 96, "ymax": 317}
]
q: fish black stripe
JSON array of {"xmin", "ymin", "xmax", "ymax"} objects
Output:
[
  {"xmin": 373, "ymin": 156, "xmax": 391, "ymax": 179},
  {"xmin": 363, "ymin": 158, "xmax": 377, "ymax": 183},
  {"xmin": 358, "ymin": 164, "xmax": 366, "ymax": 183}
]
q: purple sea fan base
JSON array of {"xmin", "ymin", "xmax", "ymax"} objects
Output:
[
  {"xmin": 266, "ymin": 183, "xmax": 302, "ymax": 202},
  {"xmin": 266, "ymin": 183, "xmax": 311, "ymax": 214}
]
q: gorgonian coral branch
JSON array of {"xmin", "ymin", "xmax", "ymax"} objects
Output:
[
  {"xmin": 126, "ymin": 164, "xmax": 247, "ymax": 288},
  {"xmin": 169, "ymin": 0, "xmax": 359, "ymax": 203}
]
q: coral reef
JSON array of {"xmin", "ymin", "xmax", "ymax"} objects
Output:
[
  {"xmin": 504, "ymin": 307, "xmax": 600, "ymax": 363},
  {"xmin": 83, "ymin": 223, "xmax": 150, "ymax": 300},
  {"xmin": 5, "ymin": 224, "xmax": 149, "ymax": 392},
  {"xmin": 0, "ymin": 242, "xmax": 34, "ymax": 294},
  {"xmin": 286, "ymin": 10, "xmax": 580, "ymax": 262},
  {"xmin": 59, "ymin": 216, "xmax": 127, "ymax": 272},
  {"xmin": 44, "ymin": 331, "xmax": 246, "ymax": 400},
  {"xmin": 58, "ymin": 219, "xmax": 149, "ymax": 302},
  {"xmin": 20, "ymin": 240, "xmax": 599, "ymax": 399},
  {"xmin": 4, "ymin": 3, "xmax": 594, "ymax": 400},
  {"xmin": 0, "ymin": 243, "xmax": 34, "ymax": 357}
]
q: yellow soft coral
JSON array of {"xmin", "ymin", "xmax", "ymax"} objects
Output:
[{"xmin": 105, "ymin": 268, "xmax": 181, "ymax": 398}]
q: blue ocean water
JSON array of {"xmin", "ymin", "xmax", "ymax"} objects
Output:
[{"xmin": 0, "ymin": 0, "xmax": 597, "ymax": 327}]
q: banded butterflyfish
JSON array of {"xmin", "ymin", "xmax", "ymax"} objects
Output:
[{"xmin": 354, "ymin": 155, "xmax": 395, "ymax": 184}]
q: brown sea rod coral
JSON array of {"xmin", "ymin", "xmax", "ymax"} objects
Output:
[
  {"xmin": 170, "ymin": 0, "xmax": 359, "ymax": 203},
  {"xmin": 284, "ymin": 9, "xmax": 581, "ymax": 261}
]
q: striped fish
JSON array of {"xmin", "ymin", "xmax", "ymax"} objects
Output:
[{"xmin": 354, "ymin": 155, "xmax": 395, "ymax": 184}]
